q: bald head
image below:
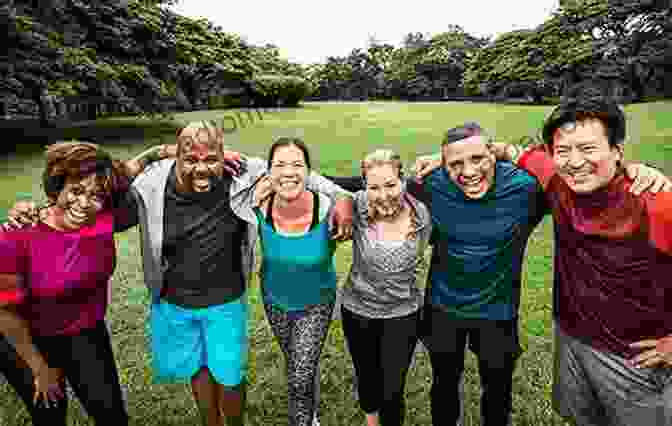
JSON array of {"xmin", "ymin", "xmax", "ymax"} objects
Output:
[
  {"xmin": 175, "ymin": 121, "xmax": 226, "ymax": 193},
  {"xmin": 177, "ymin": 121, "xmax": 225, "ymax": 156}
]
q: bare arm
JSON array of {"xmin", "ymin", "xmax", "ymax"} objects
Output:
[
  {"xmin": 0, "ymin": 294, "xmax": 46, "ymax": 374},
  {"xmin": 123, "ymin": 145, "xmax": 172, "ymax": 179}
]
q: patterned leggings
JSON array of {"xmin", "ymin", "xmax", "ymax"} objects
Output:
[{"xmin": 263, "ymin": 300, "xmax": 334, "ymax": 426}]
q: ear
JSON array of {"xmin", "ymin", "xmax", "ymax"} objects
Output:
[{"xmin": 485, "ymin": 143, "xmax": 497, "ymax": 161}]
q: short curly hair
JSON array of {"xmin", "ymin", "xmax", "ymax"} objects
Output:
[
  {"xmin": 542, "ymin": 83, "xmax": 626, "ymax": 148},
  {"xmin": 42, "ymin": 141, "xmax": 130, "ymax": 205}
]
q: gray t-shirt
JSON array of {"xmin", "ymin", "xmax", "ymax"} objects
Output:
[{"xmin": 341, "ymin": 190, "xmax": 432, "ymax": 318}]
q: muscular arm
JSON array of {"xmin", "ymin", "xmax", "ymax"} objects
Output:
[{"xmin": 122, "ymin": 145, "xmax": 170, "ymax": 179}]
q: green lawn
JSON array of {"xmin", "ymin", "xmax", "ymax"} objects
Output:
[{"xmin": 1, "ymin": 101, "xmax": 670, "ymax": 425}]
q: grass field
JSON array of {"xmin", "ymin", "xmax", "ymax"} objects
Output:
[{"xmin": 0, "ymin": 101, "xmax": 670, "ymax": 425}]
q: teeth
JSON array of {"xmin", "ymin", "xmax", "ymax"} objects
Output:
[{"xmin": 68, "ymin": 210, "xmax": 87, "ymax": 221}]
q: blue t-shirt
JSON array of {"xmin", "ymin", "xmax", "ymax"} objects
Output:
[{"xmin": 417, "ymin": 161, "xmax": 546, "ymax": 320}]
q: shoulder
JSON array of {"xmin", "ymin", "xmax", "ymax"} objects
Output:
[
  {"xmin": 317, "ymin": 191, "xmax": 333, "ymax": 222},
  {"xmin": 425, "ymin": 168, "xmax": 446, "ymax": 186},
  {"xmin": 493, "ymin": 162, "xmax": 540, "ymax": 200},
  {"xmin": 133, "ymin": 158, "xmax": 174, "ymax": 187},
  {"xmin": 241, "ymin": 156, "xmax": 268, "ymax": 181},
  {"xmin": 0, "ymin": 226, "xmax": 37, "ymax": 258},
  {"xmin": 0, "ymin": 228, "xmax": 31, "ymax": 244},
  {"xmin": 496, "ymin": 161, "xmax": 537, "ymax": 187},
  {"xmin": 353, "ymin": 190, "xmax": 367, "ymax": 208},
  {"xmin": 646, "ymin": 191, "xmax": 672, "ymax": 223},
  {"xmin": 407, "ymin": 193, "xmax": 430, "ymax": 224},
  {"xmin": 643, "ymin": 191, "xmax": 672, "ymax": 255}
]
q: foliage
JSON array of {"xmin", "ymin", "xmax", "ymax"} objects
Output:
[{"xmin": 250, "ymin": 74, "xmax": 314, "ymax": 107}]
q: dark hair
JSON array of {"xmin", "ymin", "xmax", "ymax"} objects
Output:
[
  {"xmin": 267, "ymin": 137, "xmax": 312, "ymax": 170},
  {"xmin": 542, "ymin": 83, "xmax": 626, "ymax": 148},
  {"xmin": 442, "ymin": 122, "xmax": 487, "ymax": 145},
  {"xmin": 41, "ymin": 140, "xmax": 129, "ymax": 208}
]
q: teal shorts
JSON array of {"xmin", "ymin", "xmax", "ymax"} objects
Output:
[{"xmin": 149, "ymin": 293, "xmax": 248, "ymax": 386}]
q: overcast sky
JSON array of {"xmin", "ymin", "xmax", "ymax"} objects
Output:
[{"xmin": 170, "ymin": 0, "xmax": 559, "ymax": 64}]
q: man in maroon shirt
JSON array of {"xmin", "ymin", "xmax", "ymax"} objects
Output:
[{"xmin": 505, "ymin": 87, "xmax": 672, "ymax": 425}]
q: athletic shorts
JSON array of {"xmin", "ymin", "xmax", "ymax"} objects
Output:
[
  {"xmin": 553, "ymin": 322, "xmax": 672, "ymax": 426},
  {"xmin": 149, "ymin": 293, "xmax": 248, "ymax": 387}
]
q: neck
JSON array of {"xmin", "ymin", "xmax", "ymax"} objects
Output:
[
  {"xmin": 273, "ymin": 190, "xmax": 312, "ymax": 218},
  {"xmin": 44, "ymin": 206, "xmax": 76, "ymax": 232}
]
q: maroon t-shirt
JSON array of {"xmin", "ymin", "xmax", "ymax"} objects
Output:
[{"xmin": 519, "ymin": 146, "xmax": 672, "ymax": 358}]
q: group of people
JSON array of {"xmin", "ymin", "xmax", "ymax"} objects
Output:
[{"xmin": 1, "ymin": 87, "xmax": 671, "ymax": 426}]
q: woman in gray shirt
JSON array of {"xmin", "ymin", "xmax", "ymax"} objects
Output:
[{"xmin": 328, "ymin": 149, "xmax": 432, "ymax": 426}]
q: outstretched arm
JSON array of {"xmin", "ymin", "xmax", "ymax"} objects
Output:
[
  {"xmin": 491, "ymin": 142, "xmax": 672, "ymax": 195},
  {"xmin": 321, "ymin": 175, "xmax": 365, "ymax": 193},
  {"xmin": 123, "ymin": 145, "xmax": 172, "ymax": 179}
]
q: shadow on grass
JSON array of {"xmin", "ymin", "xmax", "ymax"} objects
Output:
[{"xmin": 0, "ymin": 118, "xmax": 181, "ymax": 157}]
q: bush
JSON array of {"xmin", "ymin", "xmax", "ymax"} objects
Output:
[{"xmin": 250, "ymin": 74, "xmax": 313, "ymax": 107}]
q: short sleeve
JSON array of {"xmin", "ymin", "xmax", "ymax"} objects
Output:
[
  {"xmin": 648, "ymin": 192, "xmax": 672, "ymax": 255},
  {"xmin": 517, "ymin": 144, "xmax": 558, "ymax": 190},
  {"xmin": 0, "ymin": 230, "xmax": 28, "ymax": 305}
]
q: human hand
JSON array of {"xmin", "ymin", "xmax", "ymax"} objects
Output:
[
  {"xmin": 629, "ymin": 335, "xmax": 672, "ymax": 369},
  {"xmin": 413, "ymin": 156, "xmax": 442, "ymax": 181},
  {"xmin": 254, "ymin": 175, "xmax": 274, "ymax": 207},
  {"xmin": 222, "ymin": 150, "xmax": 246, "ymax": 177},
  {"xmin": 32, "ymin": 363, "xmax": 65, "ymax": 408},
  {"xmin": 331, "ymin": 197, "xmax": 353, "ymax": 241},
  {"xmin": 625, "ymin": 163, "xmax": 672, "ymax": 196},
  {"xmin": 3, "ymin": 200, "xmax": 39, "ymax": 231}
]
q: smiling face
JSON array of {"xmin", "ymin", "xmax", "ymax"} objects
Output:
[
  {"xmin": 176, "ymin": 126, "xmax": 225, "ymax": 193},
  {"xmin": 442, "ymin": 135, "xmax": 496, "ymax": 199},
  {"xmin": 268, "ymin": 144, "xmax": 308, "ymax": 201},
  {"xmin": 53, "ymin": 173, "xmax": 108, "ymax": 230},
  {"xmin": 365, "ymin": 164, "xmax": 404, "ymax": 218},
  {"xmin": 552, "ymin": 118, "xmax": 623, "ymax": 194}
]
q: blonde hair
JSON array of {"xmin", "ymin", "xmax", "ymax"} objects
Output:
[
  {"xmin": 361, "ymin": 149, "xmax": 420, "ymax": 238},
  {"xmin": 360, "ymin": 149, "xmax": 404, "ymax": 181}
]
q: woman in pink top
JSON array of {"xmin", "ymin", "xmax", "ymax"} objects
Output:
[{"xmin": 0, "ymin": 141, "xmax": 166, "ymax": 426}]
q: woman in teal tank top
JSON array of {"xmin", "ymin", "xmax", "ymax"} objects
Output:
[{"xmin": 253, "ymin": 138, "xmax": 340, "ymax": 426}]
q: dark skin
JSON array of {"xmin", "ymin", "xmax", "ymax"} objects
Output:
[{"xmin": 0, "ymin": 173, "xmax": 115, "ymax": 409}]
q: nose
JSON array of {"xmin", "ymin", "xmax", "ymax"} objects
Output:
[
  {"xmin": 567, "ymin": 149, "xmax": 585, "ymax": 169},
  {"xmin": 462, "ymin": 162, "xmax": 478, "ymax": 177},
  {"xmin": 77, "ymin": 194, "xmax": 90, "ymax": 209},
  {"xmin": 280, "ymin": 166, "xmax": 295, "ymax": 177},
  {"xmin": 194, "ymin": 161, "xmax": 208, "ymax": 173}
]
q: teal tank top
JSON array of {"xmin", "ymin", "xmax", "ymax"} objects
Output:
[{"xmin": 255, "ymin": 192, "xmax": 337, "ymax": 311}]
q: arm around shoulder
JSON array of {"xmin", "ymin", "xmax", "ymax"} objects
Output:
[{"xmin": 649, "ymin": 192, "xmax": 672, "ymax": 255}]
